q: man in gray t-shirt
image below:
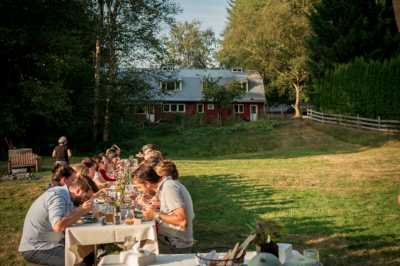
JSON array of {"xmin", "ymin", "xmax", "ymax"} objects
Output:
[
  {"xmin": 133, "ymin": 165, "xmax": 194, "ymax": 254},
  {"xmin": 19, "ymin": 176, "xmax": 98, "ymax": 266}
]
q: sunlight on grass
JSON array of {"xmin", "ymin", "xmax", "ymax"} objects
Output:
[{"xmin": 1, "ymin": 120, "xmax": 400, "ymax": 265}]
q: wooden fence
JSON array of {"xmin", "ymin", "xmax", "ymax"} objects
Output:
[{"xmin": 307, "ymin": 109, "xmax": 400, "ymax": 133}]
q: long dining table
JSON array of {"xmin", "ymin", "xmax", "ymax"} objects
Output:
[{"xmin": 65, "ymin": 219, "xmax": 158, "ymax": 266}]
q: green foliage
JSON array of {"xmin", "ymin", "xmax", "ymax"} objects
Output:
[
  {"xmin": 177, "ymin": 120, "xmax": 288, "ymax": 137},
  {"xmin": 248, "ymin": 220, "xmax": 286, "ymax": 247},
  {"xmin": 313, "ymin": 56, "xmax": 400, "ymax": 119},
  {"xmin": 218, "ymin": 0, "xmax": 311, "ymax": 117},
  {"xmin": 162, "ymin": 20, "xmax": 217, "ymax": 69},
  {"xmin": 305, "ymin": 0, "xmax": 400, "ymax": 80},
  {"xmin": 201, "ymin": 74, "xmax": 247, "ymax": 125}
]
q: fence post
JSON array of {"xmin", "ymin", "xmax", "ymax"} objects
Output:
[
  {"xmin": 322, "ymin": 111, "xmax": 324, "ymax": 124},
  {"xmin": 378, "ymin": 116, "xmax": 380, "ymax": 131},
  {"xmin": 307, "ymin": 108, "xmax": 309, "ymax": 119},
  {"xmin": 280, "ymin": 106, "xmax": 283, "ymax": 119},
  {"xmin": 357, "ymin": 114, "xmax": 359, "ymax": 129},
  {"xmin": 338, "ymin": 113, "xmax": 341, "ymax": 125}
]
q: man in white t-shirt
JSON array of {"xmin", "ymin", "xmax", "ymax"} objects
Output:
[{"xmin": 132, "ymin": 165, "xmax": 194, "ymax": 254}]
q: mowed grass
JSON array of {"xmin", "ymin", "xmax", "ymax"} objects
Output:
[{"xmin": 1, "ymin": 120, "xmax": 400, "ymax": 265}]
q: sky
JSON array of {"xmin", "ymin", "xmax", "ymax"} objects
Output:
[{"xmin": 174, "ymin": 0, "xmax": 229, "ymax": 38}]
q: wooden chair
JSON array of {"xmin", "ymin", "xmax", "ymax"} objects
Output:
[{"xmin": 8, "ymin": 152, "xmax": 40, "ymax": 174}]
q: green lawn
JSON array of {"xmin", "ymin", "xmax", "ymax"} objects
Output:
[{"xmin": 1, "ymin": 120, "xmax": 400, "ymax": 265}]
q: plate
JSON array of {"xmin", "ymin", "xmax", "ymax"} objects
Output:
[{"xmin": 76, "ymin": 218, "xmax": 98, "ymax": 224}]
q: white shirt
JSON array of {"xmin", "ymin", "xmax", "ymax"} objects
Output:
[{"xmin": 94, "ymin": 171, "xmax": 101, "ymax": 180}]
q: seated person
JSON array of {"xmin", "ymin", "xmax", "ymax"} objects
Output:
[
  {"xmin": 111, "ymin": 144, "xmax": 122, "ymax": 160},
  {"xmin": 132, "ymin": 165, "xmax": 194, "ymax": 254},
  {"xmin": 46, "ymin": 163, "xmax": 77, "ymax": 191},
  {"xmin": 72, "ymin": 164, "xmax": 106, "ymax": 197},
  {"xmin": 92, "ymin": 156, "xmax": 117, "ymax": 187},
  {"xmin": 19, "ymin": 176, "xmax": 99, "ymax": 266},
  {"xmin": 140, "ymin": 144, "xmax": 166, "ymax": 161},
  {"xmin": 109, "ymin": 152, "xmax": 124, "ymax": 172}
]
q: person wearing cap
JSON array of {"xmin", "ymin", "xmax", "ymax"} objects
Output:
[{"xmin": 52, "ymin": 136, "xmax": 72, "ymax": 166}]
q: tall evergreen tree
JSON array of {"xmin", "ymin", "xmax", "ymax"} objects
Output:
[{"xmin": 305, "ymin": 0, "xmax": 400, "ymax": 80}]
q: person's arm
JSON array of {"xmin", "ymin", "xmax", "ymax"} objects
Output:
[
  {"xmin": 67, "ymin": 149, "xmax": 72, "ymax": 157},
  {"xmin": 53, "ymin": 200, "xmax": 93, "ymax": 232},
  {"xmin": 142, "ymin": 206, "xmax": 188, "ymax": 228},
  {"xmin": 93, "ymin": 188, "xmax": 107, "ymax": 198},
  {"xmin": 52, "ymin": 149, "xmax": 56, "ymax": 157}
]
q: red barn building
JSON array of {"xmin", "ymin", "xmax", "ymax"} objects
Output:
[{"xmin": 135, "ymin": 66, "xmax": 266, "ymax": 122}]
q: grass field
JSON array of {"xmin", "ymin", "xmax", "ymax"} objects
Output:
[{"xmin": 1, "ymin": 119, "xmax": 400, "ymax": 265}]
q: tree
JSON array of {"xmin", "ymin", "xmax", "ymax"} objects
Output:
[
  {"xmin": 162, "ymin": 20, "xmax": 218, "ymax": 69},
  {"xmin": 201, "ymin": 74, "xmax": 246, "ymax": 125},
  {"xmin": 218, "ymin": 0, "xmax": 311, "ymax": 118},
  {"xmin": 101, "ymin": 0, "xmax": 181, "ymax": 141},
  {"xmin": 305, "ymin": 0, "xmax": 400, "ymax": 80},
  {"xmin": 0, "ymin": 0, "xmax": 96, "ymax": 138},
  {"xmin": 93, "ymin": 0, "xmax": 104, "ymax": 140}
]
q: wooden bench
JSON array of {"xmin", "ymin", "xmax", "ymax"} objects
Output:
[{"xmin": 8, "ymin": 152, "xmax": 41, "ymax": 174}]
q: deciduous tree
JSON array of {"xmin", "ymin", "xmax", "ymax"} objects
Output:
[{"xmin": 201, "ymin": 75, "xmax": 246, "ymax": 125}]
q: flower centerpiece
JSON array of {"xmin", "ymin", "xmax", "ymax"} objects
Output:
[
  {"xmin": 247, "ymin": 220, "xmax": 286, "ymax": 258},
  {"xmin": 104, "ymin": 192, "xmax": 126, "ymax": 209}
]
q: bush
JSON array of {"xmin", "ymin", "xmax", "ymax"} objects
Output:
[{"xmin": 177, "ymin": 120, "xmax": 288, "ymax": 137}]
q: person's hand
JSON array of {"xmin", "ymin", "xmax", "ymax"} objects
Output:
[
  {"xmin": 136, "ymin": 195, "xmax": 148, "ymax": 206},
  {"xmin": 82, "ymin": 199, "xmax": 94, "ymax": 214},
  {"xmin": 148, "ymin": 201, "xmax": 161, "ymax": 209},
  {"xmin": 100, "ymin": 188, "xmax": 107, "ymax": 194},
  {"xmin": 135, "ymin": 152, "xmax": 144, "ymax": 158},
  {"xmin": 130, "ymin": 191, "xmax": 137, "ymax": 199},
  {"xmin": 142, "ymin": 207, "xmax": 158, "ymax": 219}
]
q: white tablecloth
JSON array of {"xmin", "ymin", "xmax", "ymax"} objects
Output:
[
  {"xmin": 98, "ymin": 251, "xmax": 303, "ymax": 266},
  {"xmin": 65, "ymin": 220, "xmax": 158, "ymax": 266}
]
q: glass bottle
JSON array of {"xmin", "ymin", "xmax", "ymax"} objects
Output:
[
  {"xmin": 125, "ymin": 208, "xmax": 134, "ymax": 225},
  {"xmin": 113, "ymin": 206, "xmax": 121, "ymax": 225}
]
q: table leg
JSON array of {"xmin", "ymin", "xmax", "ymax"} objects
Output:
[{"xmin": 94, "ymin": 244, "xmax": 98, "ymax": 266}]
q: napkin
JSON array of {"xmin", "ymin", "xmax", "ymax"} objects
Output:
[
  {"xmin": 120, "ymin": 240, "xmax": 156, "ymax": 266},
  {"xmin": 198, "ymin": 250, "xmax": 218, "ymax": 265}
]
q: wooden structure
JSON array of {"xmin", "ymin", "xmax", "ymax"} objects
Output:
[
  {"xmin": 8, "ymin": 152, "xmax": 41, "ymax": 174},
  {"xmin": 393, "ymin": 0, "xmax": 400, "ymax": 32},
  {"xmin": 307, "ymin": 109, "xmax": 400, "ymax": 132}
]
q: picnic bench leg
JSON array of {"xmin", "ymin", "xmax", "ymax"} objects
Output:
[
  {"xmin": 35, "ymin": 158, "xmax": 39, "ymax": 173},
  {"xmin": 8, "ymin": 160, "xmax": 11, "ymax": 174}
]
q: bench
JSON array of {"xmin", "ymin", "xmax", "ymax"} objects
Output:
[{"xmin": 8, "ymin": 152, "xmax": 41, "ymax": 174}]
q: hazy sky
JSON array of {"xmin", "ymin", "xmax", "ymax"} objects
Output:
[{"xmin": 174, "ymin": 0, "xmax": 228, "ymax": 38}]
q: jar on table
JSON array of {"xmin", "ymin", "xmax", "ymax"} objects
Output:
[{"xmin": 125, "ymin": 208, "xmax": 134, "ymax": 225}]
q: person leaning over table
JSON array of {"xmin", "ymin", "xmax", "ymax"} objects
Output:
[
  {"xmin": 52, "ymin": 136, "xmax": 72, "ymax": 166},
  {"xmin": 46, "ymin": 163, "xmax": 77, "ymax": 191},
  {"xmin": 132, "ymin": 165, "xmax": 194, "ymax": 254},
  {"xmin": 109, "ymin": 151, "xmax": 125, "ymax": 173},
  {"xmin": 73, "ymin": 164, "xmax": 107, "ymax": 198},
  {"xmin": 19, "ymin": 176, "xmax": 99, "ymax": 266}
]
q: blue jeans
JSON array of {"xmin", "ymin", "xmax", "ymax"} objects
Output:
[
  {"xmin": 56, "ymin": 161, "xmax": 70, "ymax": 166},
  {"xmin": 22, "ymin": 246, "xmax": 94, "ymax": 266}
]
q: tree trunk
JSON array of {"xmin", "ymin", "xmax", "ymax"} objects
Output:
[
  {"xmin": 292, "ymin": 83, "xmax": 302, "ymax": 118},
  {"xmin": 93, "ymin": 0, "xmax": 104, "ymax": 140},
  {"xmin": 217, "ymin": 104, "xmax": 223, "ymax": 126},
  {"xmin": 103, "ymin": 0, "xmax": 117, "ymax": 141}
]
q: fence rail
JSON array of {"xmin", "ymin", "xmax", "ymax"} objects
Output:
[{"xmin": 307, "ymin": 109, "xmax": 400, "ymax": 133}]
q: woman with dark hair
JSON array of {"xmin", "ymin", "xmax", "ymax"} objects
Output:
[
  {"xmin": 52, "ymin": 136, "xmax": 72, "ymax": 166},
  {"xmin": 92, "ymin": 156, "xmax": 117, "ymax": 187},
  {"xmin": 46, "ymin": 163, "xmax": 76, "ymax": 191}
]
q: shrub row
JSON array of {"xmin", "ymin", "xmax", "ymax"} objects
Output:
[
  {"xmin": 177, "ymin": 120, "xmax": 288, "ymax": 137},
  {"xmin": 313, "ymin": 56, "xmax": 400, "ymax": 119}
]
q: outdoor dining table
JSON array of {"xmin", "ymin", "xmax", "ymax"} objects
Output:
[
  {"xmin": 98, "ymin": 250, "xmax": 304, "ymax": 266},
  {"xmin": 65, "ymin": 219, "xmax": 158, "ymax": 266}
]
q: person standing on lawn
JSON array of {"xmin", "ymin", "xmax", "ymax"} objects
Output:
[
  {"xmin": 132, "ymin": 165, "xmax": 194, "ymax": 254},
  {"xmin": 19, "ymin": 176, "xmax": 99, "ymax": 266},
  {"xmin": 52, "ymin": 136, "xmax": 72, "ymax": 166}
]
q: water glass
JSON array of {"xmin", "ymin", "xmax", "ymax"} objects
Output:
[
  {"xmin": 105, "ymin": 206, "xmax": 114, "ymax": 224},
  {"xmin": 303, "ymin": 249, "xmax": 319, "ymax": 261}
]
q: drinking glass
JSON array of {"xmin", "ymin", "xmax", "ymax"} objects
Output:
[
  {"xmin": 303, "ymin": 249, "xmax": 319, "ymax": 261},
  {"xmin": 124, "ymin": 236, "xmax": 136, "ymax": 251},
  {"xmin": 94, "ymin": 205, "xmax": 102, "ymax": 218},
  {"xmin": 105, "ymin": 206, "xmax": 114, "ymax": 224},
  {"xmin": 125, "ymin": 209, "xmax": 134, "ymax": 225}
]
